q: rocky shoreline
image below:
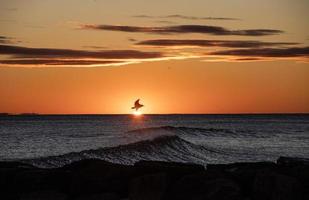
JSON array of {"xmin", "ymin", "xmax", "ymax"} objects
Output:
[{"xmin": 0, "ymin": 157, "xmax": 308, "ymax": 200}]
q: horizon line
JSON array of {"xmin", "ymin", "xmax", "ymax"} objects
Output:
[{"xmin": 1, "ymin": 112, "xmax": 309, "ymax": 116}]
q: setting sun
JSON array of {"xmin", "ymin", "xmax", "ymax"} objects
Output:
[{"xmin": 133, "ymin": 110, "xmax": 143, "ymax": 116}]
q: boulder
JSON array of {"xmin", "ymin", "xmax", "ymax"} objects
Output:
[
  {"xmin": 165, "ymin": 173, "xmax": 242, "ymax": 200},
  {"xmin": 12, "ymin": 168, "xmax": 71, "ymax": 193},
  {"xmin": 129, "ymin": 173, "xmax": 168, "ymax": 200},
  {"xmin": 133, "ymin": 160, "xmax": 205, "ymax": 181},
  {"xmin": 19, "ymin": 190, "xmax": 67, "ymax": 200},
  {"xmin": 74, "ymin": 193, "xmax": 121, "ymax": 200},
  {"xmin": 66, "ymin": 159, "xmax": 134, "ymax": 198},
  {"xmin": 253, "ymin": 170, "xmax": 302, "ymax": 200},
  {"xmin": 207, "ymin": 161, "xmax": 277, "ymax": 197},
  {"xmin": 277, "ymin": 157, "xmax": 309, "ymax": 166}
]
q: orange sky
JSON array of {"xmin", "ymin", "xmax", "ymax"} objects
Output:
[{"xmin": 0, "ymin": 0, "xmax": 308, "ymax": 114}]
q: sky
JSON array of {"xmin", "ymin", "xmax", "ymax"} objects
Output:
[{"xmin": 0, "ymin": 0, "xmax": 308, "ymax": 114}]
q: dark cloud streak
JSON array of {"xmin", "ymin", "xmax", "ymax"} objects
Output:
[
  {"xmin": 0, "ymin": 59, "xmax": 124, "ymax": 66},
  {"xmin": 0, "ymin": 36, "xmax": 14, "ymax": 44},
  {"xmin": 82, "ymin": 24, "xmax": 283, "ymax": 36},
  {"xmin": 0, "ymin": 44, "xmax": 164, "ymax": 59},
  {"xmin": 209, "ymin": 46, "xmax": 309, "ymax": 58},
  {"xmin": 0, "ymin": 44, "xmax": 166, "ymax": 67},
  {"xmin": 136, "ymin": 39, "xmax": 298, "ymax": 48},
  {"xmin": 133, "ymin": 14, "xmax": 238, "ymax": 21}
]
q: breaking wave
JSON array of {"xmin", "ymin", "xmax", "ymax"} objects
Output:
[
  {"xmin": 22, "ymin": 125, "xmax": 289, "ymax": 168},
  {"xmin": 24, "ymin": 126, "xmax": 235, "ymax": 168}
]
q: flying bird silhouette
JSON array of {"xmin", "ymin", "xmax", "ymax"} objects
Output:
[{"xmin": 131, "ymin": 99, "xmax": 144, "ymax": 111}]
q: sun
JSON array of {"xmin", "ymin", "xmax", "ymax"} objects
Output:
[{"xmin": 133, "ymin": 110, "xmax": 142, "ymax": 116}]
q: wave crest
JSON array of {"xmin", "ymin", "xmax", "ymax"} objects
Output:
[{"xmin": 24, "ymin": 125, "xmax": 261, "ymax": 168}]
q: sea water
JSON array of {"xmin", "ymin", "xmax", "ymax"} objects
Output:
[{"xmin": 0, "ymin": 114, "xmax": 308, "ymax": 167}]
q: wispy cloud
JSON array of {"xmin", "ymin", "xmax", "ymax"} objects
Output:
[
  {"xmin": 133, "ymin": 15, "xmax": 154, "ymax": 19},
  {"xmin": 209, "ymin": 46, "xmax": 309, "ymax": 57},
  {"xmin": 0, "ymin": 44, "xmax": 163, "ymax": 59},
  {"xmin": 0, "ymin": 44, "xmax": 168, "ymax": 67},
  {"xmin": 81, "ymin": 24, "xmax": 283, "ymax": 36},
  {"xmin": 0, "ymin": 36, "xmax": 15, "ymax": 44},
  {"xmin": 136, "ymin": 39, "xmax": 298, "ymax": 48},
  {"xmin": 0, "ymin": 59, "xmax": 124, "ymax": 66},
  {"xmin": 133, "ymin": 14, "xmax": 238, "ymax": 21},
  {"xmin": 207, "ymin": 46, "xmax": 309, "ymax": 62},
  {"xmin": 82, "ymin": 45, "xmax": 108, "ymax": 49},
  {"xmin": 3, "ymin": 7, "xmax": 18, "ymax": 12},
  {"xmin": 154, "ymin": 20, "xmax": 176, "ymax": 24}
]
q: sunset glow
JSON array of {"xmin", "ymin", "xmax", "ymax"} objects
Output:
[
  {"xmin": 133, "ymin": 110, "xmax": 142, "ymax": 116},
  {"xmin": 0, "ymin": 0, "xmax": 308, "ymax": 114}
]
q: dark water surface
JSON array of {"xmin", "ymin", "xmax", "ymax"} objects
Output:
[{"xmin": 0, "ymin": 114, "xmax": 308, "ymax": 167}]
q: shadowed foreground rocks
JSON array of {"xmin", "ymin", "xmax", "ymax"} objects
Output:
[{"xmin": 0, "ymin": 157, "xmax": 308, "ymax": 200}]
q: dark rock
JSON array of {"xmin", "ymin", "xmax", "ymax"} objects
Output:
[
  {"xmin": 0, "ymin": 157, "xmax": 308, "ymax": 200},
  {"xmin": 129, "ymin": 173, "xmax": 168, "ymax": 200},
  {"xmin": 61, "ymin": 159, "xmax": 115, "ymax": 170},
  {"xmin": 277, "ymin": 157, "xmax": 309, "ymax": 199},
  {"xmin": 0, "ymin": 161, "xmax": 37, "ymax": 198},
  {"xmin": 13, "ymin": 168, "xmax": 71, "ymax": 193},
  {"xmin": 66, "ymin": 159, "xmax": 134, "ymax": 198},
  {"xmin": 19, "ymin": 190, "xmax": 67, "ymax": 200},
  {"xmin": 165, "ymin": 172, "xmax": 242, "ymax": 200},
  {"xmin": 207, "ymin": 161, "xmax": 277, "ymax": 172},
  {"xmin": 74, "ymin": 193, "xmax": 121, "ymax": 200},
  {"xmin": 0, "ymin": 161, "xmax": 36, "ymax": 169},
  {"xmin": 277, "ymin": 157, "xmax": 309, "ymax": 166},
  {"xmin": 207, "ymin": 161, "xmax": 277, "ymax": 197},
  {"xmin": 253, "ymin": 170, "xmax": 303, "ymax": 200},
  {"xmin": 134, "ymin": 160, "xmax": 205, "ymax": 181}
]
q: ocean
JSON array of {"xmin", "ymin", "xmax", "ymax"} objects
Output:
[{"xmin": 0, "ymin": 114, "xmax": 308, "ymax": 168}]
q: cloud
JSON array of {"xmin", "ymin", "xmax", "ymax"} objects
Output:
[
  {"xmin": 0, "ymin": 44, "xmax": 163, "ymax": 59},
  {"xmin": 82, "ymin": 45, "xmax": 108, "ymax": 49},
  {"xmin": 0, "ymin": 59, "xmax": 124, "ymax": 66},
  {"xmin": 154, "ymin": 20, "xmax": 176, "ymax": 24},
  {"xmin": 209, "ymin": 46, "xmax": 309, "ymax": 58},
  {"xmin": 3, "ymin": 7, "xmax": 18, "ymax": 12},
  {"xmin": 133, "ymin": 14, "xmax": 238, "ymax": 21},
  {"xmin": 81, "ymin": 24, "xmax": 283, "ymax": 36},
  {"xmin": 165, "ymin": 15, "xmax": 238, "ymax": 21},
  {"xmin": 133, "ymin": 15, "xmax": 154, "ymax": 18},
  {"xmin": 0, "ymin": 44, "xmax": 167, "ymax": 67},
  {"xmin": 136, "ymin": 39, "xmax": 298, "ymax": 48},
  {"xmin": 205, "ymin": 46, "xmax": 309, "ymax": 62},
  {"xmin": 0, "ymin": 36, "xmax": 14, "ymax": 44},
  {"xmin": 128, "ymin": 38, "xmax": 137, "ymax": 42}
]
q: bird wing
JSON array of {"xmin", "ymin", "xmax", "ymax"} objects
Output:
[{"xmin": 134, "ymin": 99, "xmax": 140, "ymax": 107}]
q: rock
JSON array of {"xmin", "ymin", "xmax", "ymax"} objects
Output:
[
  {"xmin": 13, "ymin": 168, "xmax": 71, "ymax": 193},
  {"xmin": 19, "ymin": 190, "xmax": 67, "ymax": 200},
  {"xmin": 207, "ymin": 162, "xmax": 277, "ymax": 197},
  {"xmin": 129, "ymin": 173, "xmax": 168, "ymax": 200},
  {"xmin": 0, "ymin": 161, "xmax": 35, "ymax": 169},
  {"xmin": 74, "ymin": 193, "xmax": 121, "ymax": 200},
  {"xmin": 165, "ymin": 172, "xmax": 242, "ymax": 200},
  {"xmin": 277, "ymin": 157, "xmax": 309, "ymax": 199},
  {"xmin": 0, "ymin": 161, "xmax": 38, "ymax": 198},
  {"xmin": 0, "ymin": 157, "xmax": 308, "ymax": 200},
  {"xmin": 61, "ymin": 159, "xmax": 114, "ymax": 170},
  {"xmin": 277, "ymin": 157, "xmax": 309, "ymax": 166},
  {"xmin": 207, "ymin": 162, "xmax": 277, "ymax": 172},
  {"xmin": 66, "ymin": 159, "xmax": 134, "ymax": 198},
  {"xmin": 133, "ymin": 161, "xmax": 205, "ymax": 181},
  {"xmin": 253, "ymin": 170, "xmax": 302, "ymax": 200}
]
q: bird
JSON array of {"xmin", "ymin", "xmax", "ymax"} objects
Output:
[{"xmin": 131, "ymin": 99, "xmax": 144, "ymax": 111}]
